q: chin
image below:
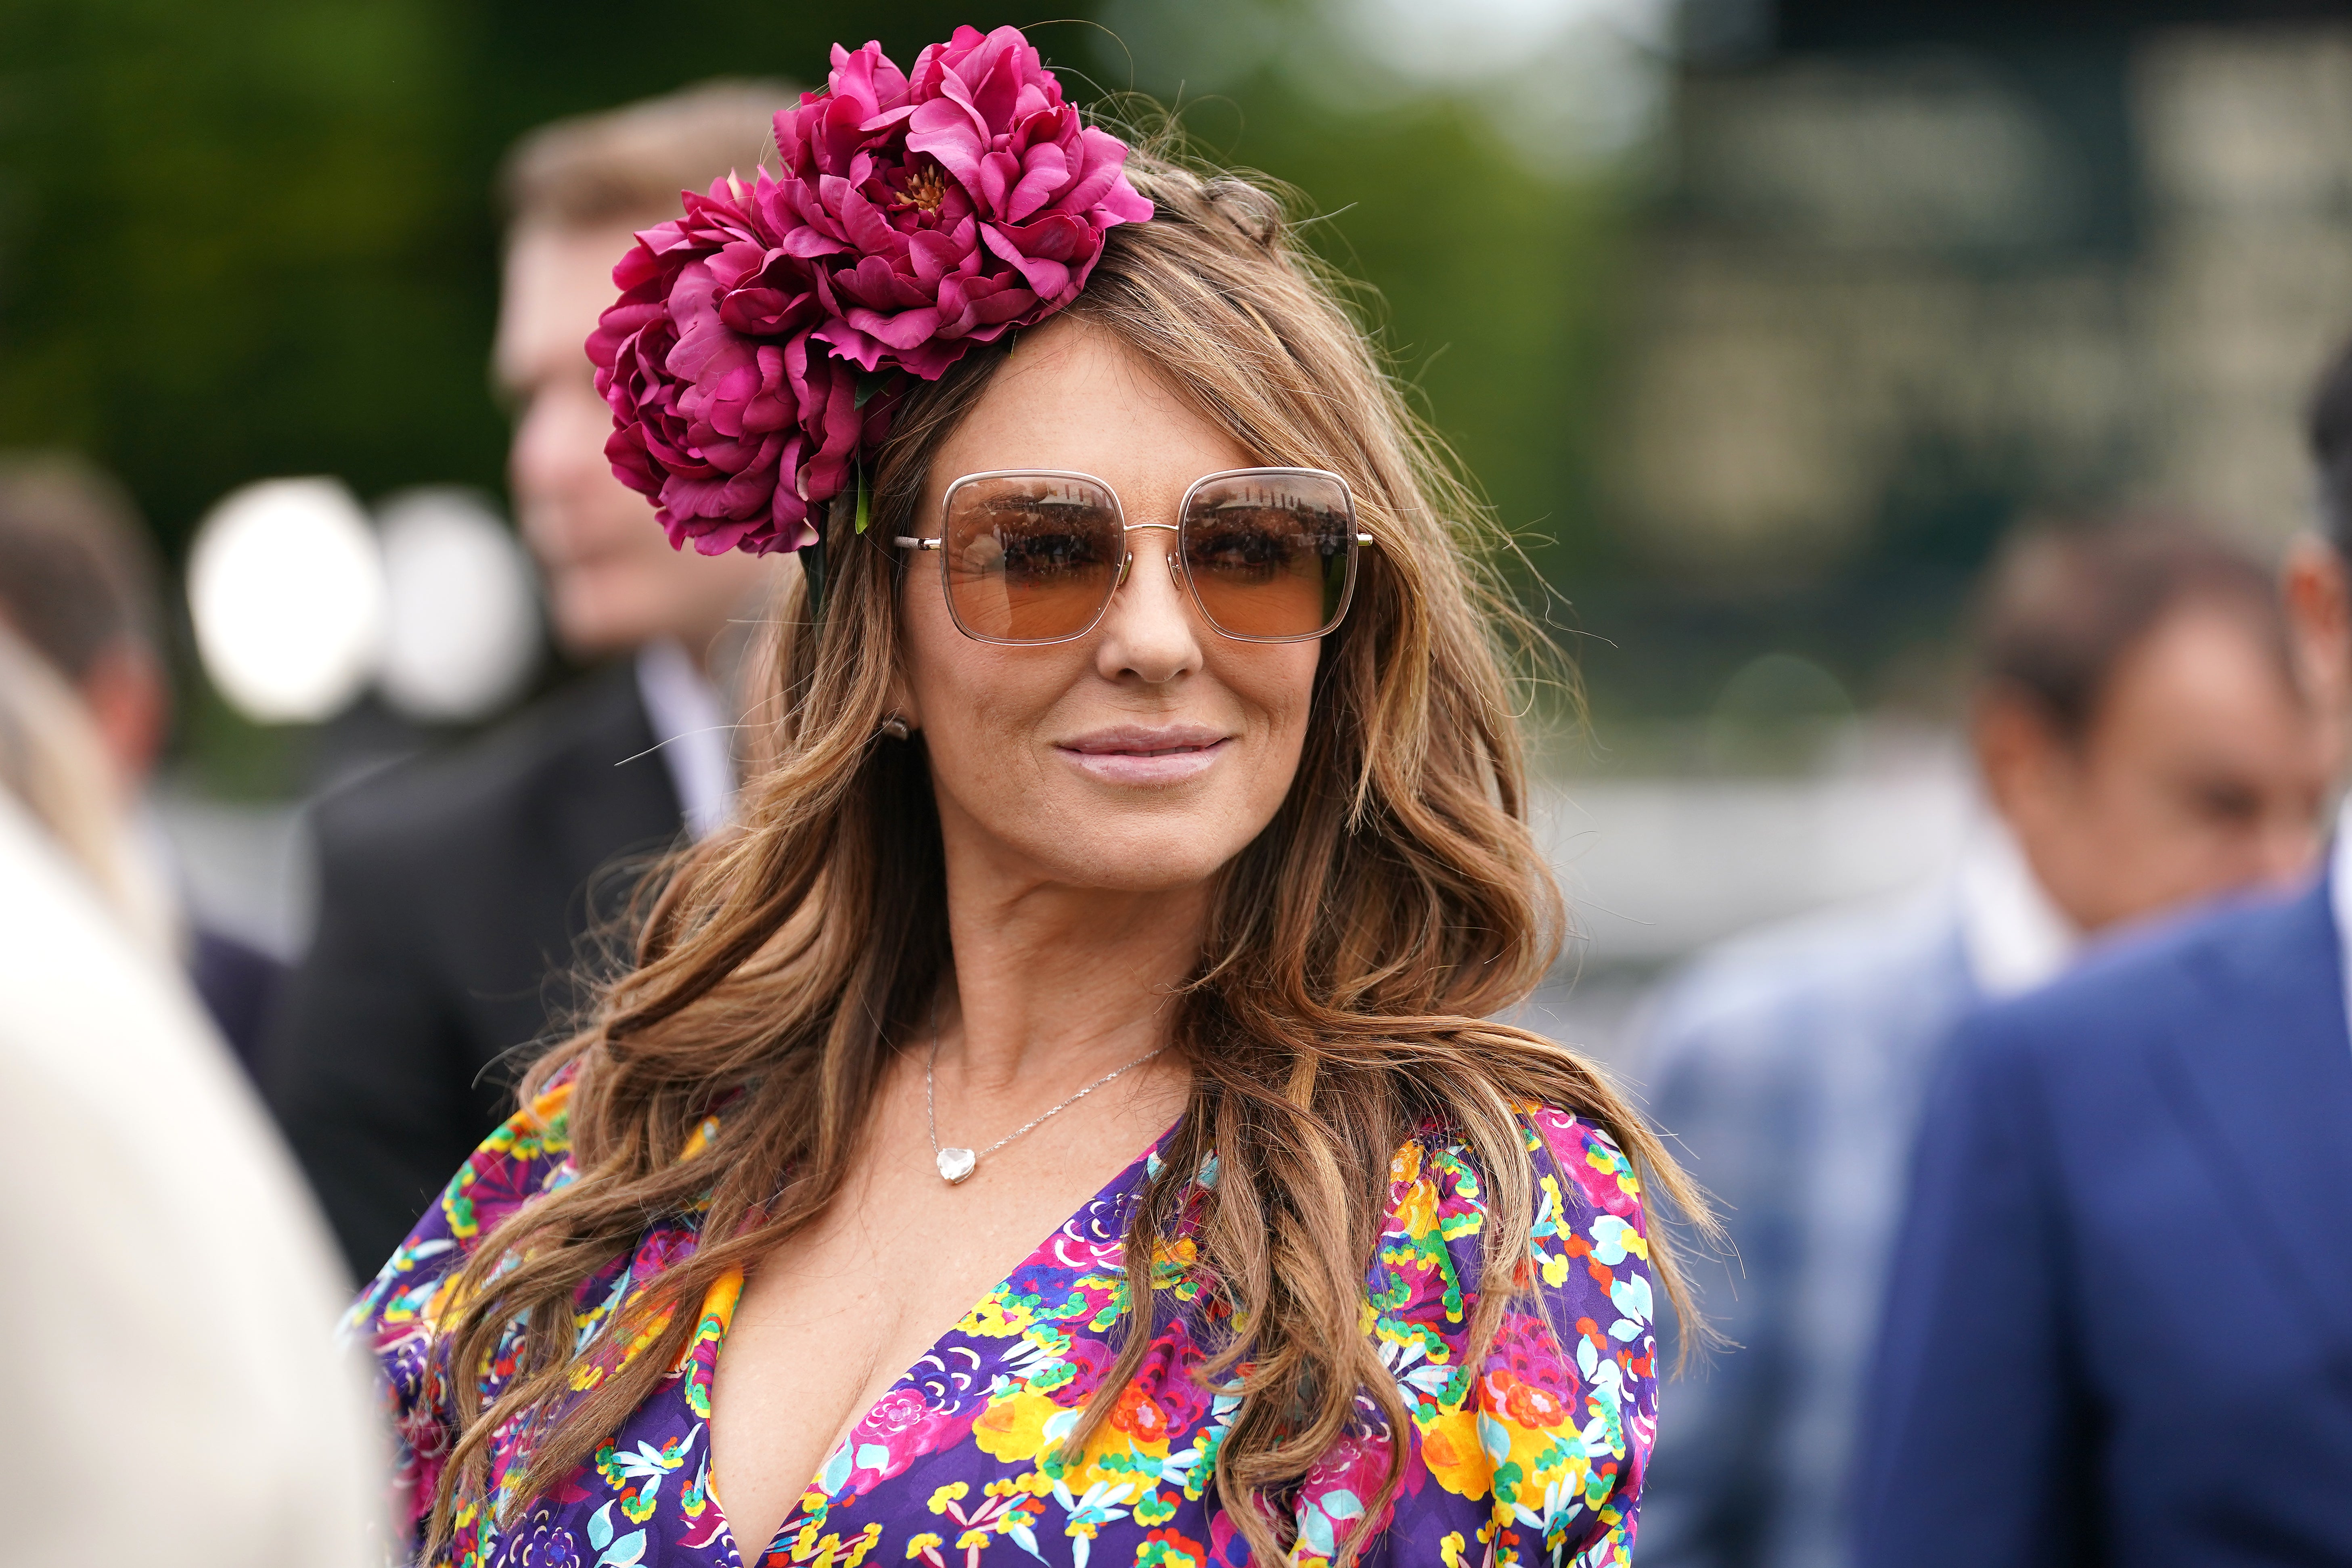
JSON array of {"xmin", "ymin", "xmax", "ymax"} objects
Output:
[{"xmin": 1029, "ymin": 827, "xmax": 1245, "ymax": 893}]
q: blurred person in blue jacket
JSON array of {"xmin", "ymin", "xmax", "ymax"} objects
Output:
[
  {"xmin": 261, "ymin": 83, "xmax": 790, "ymax": 1281},
  {"xmin": 1850, "ymin": 348, "xmax": 2352, "ymax": 1564},
  {"xmin": 1636, "ymin": 513, "xmax": 2335, "ymax": 1568},
  {"xmin": 0, "ymin": 452, "xmax": 286, "ymax": 1063}
]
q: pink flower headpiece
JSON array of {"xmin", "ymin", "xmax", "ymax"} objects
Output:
[{"xmin": 588, "ymin": 25, "xmax": 1155, "ymax": 560}]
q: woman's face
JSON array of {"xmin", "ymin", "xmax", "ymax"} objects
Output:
[{"xmin": 895, "ymin": 316, "xmax": 1321, "ymax": 894}]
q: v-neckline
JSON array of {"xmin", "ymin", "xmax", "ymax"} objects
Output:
[{"xmin": 707, "ymin": 1116, "xmax": 1181, "ymax": 1566}]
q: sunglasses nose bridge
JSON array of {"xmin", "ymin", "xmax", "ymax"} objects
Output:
[{"xmin": 1116, "ymin": 520, "xmax": 1184, "ymax": 595}]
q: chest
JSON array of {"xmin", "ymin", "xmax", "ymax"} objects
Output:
[
  {"xmin": 705, "ymin": 1080, "xmax": 1192, "ymax": 1567},
  {"xmin": 479, "ymin": 1157, "xmax": 1228, "ymax": 1568}
]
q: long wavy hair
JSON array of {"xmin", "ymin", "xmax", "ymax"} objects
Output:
[{"xmin": 425, "ymin": 139, "xmax": 1710, "ymax": 1566}]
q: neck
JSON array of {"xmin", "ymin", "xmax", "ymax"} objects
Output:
[{"xmin": 933, "ymin": 864, "xmax": 1211, "ymax": 1095}]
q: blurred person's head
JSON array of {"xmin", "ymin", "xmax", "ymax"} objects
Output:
[
  {"xmin": 2283, "ymin": 336, "xmax": 2352, "ymax": 724},
  {"xmin": 0, "ymin": 618, "xmax": 173, "ymax": 949},
  {"xmin": 1971, "ymin": 516, "xmax": 2328, "ymax": 934},
  {"xmin": 496, "ymin": 82, "xmax": 786, "ymax": 664},
  {"xmin": 0, "ymin": 454, "xmax": 169, "ymax": 793}
]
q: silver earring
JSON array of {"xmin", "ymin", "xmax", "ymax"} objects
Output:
[{"xmin": 879, "ymin": 713, "xmax": 912, "ymax": 740}]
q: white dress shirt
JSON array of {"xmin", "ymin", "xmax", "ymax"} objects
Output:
[
  {"xmin": 634, "ymin": 639, "xmax": 736, "ymax": 839},
  {"xmin": 1955, "ymin": 814, "xmax": 2080, "ymax": 1001},
  {"xmin": 2328, "ymin": 797, "xmax": 2352, "ymax": 1039}
]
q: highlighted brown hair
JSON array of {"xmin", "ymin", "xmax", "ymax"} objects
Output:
[{"xmin": 427, "ymin": 137, "xmax": 1710, "ymax": 1566}]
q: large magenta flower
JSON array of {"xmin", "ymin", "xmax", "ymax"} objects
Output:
[
  {"xmin": 590, "ymin": 185, "xmax": 881, "ymax": 557},
  {"xmin": 588, "ymin": 26, "xmax": 1152, "ymax": 558},
  {"xmin": 769, "ymin": 25, "xmax": 1155, "ymax": 377}
]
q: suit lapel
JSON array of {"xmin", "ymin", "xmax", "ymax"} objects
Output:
[{"xmin": 2157, "ymin": 880, "xmax": 2352, "ymax": 1345}]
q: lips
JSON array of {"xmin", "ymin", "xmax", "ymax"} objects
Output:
[{"xmin": 1055, "ymin": 724, "xmax": 1233, "ymax": 786}]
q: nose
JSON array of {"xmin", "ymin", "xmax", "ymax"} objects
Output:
[
  {"xmin": 1093, "ymin": 525, "xmax": 1202, "ymax": 685},
  {"xmin": 511, "ymin": 386, "xmax": 606, "ymax": 513}
]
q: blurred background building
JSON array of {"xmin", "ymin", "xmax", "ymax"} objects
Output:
[{"xmin": 5, "ymin": 0, "xmax": 2349, "ymax": 1067}]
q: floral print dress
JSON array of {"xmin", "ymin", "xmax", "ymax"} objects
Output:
[{"xmin": 352, "ymin": 1074, "xmax": 1660, "ymax": 1568}]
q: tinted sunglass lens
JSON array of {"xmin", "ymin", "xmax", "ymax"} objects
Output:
[
  {"xmin": 1181, "ymin": 473, "xmax": 1355, "ymax": 640},
  {"xmin": 942, "ymin": 476, "xmax": 1124, "ymax": 643}
]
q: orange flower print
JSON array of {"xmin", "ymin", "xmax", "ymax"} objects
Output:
[
  {"xmin": 1110, "ymin": 1385, "xmax": 1170, "ymax": 1442},
  {"xmin": 1501, "ymin": 1377, "xmax": 1569, "ymax": 1430}
]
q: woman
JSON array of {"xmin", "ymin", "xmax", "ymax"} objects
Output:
[{"xmin": 357, "ymin": 27, "xmax": 1702, "ymax": 1568}]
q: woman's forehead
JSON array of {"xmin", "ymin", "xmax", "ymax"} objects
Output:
[{"xmin": 929, "ymin": 320, "xmax": 1254, "ymax": 510}]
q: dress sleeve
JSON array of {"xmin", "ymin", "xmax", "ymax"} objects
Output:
[
  {"xmin": 342, "ymin": 1071, "xmax": 579, "ymax": 1551},
  {"xmin": 1290, "ymin": 1107, "xmax": 1659, "ymax": 1568}
]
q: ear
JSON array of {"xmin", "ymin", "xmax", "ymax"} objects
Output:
[
  {"xmin": 2283, "ymin": 532, "xmax": 2352, "ymax": 716},
  {"xmin": 884, "ymin": 660, "xmax": 922, "ymax": 734},
  {"xmin": 1969, "ymin": 686, "xmax": 2066, "ymax": 826}
]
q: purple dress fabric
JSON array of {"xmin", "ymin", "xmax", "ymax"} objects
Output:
[{"xmin": 352, "ymin": 1072, "xmax": 1660, "ymax": 1568}]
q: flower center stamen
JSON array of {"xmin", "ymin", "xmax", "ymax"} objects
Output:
[{"xmin": 898, "ymin": 163, "xmax": 949, "ymax": 214}]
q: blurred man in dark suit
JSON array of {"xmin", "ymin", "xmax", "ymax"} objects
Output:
[
  {"xmin": 1854, "ymin": 339, "xmax": 2352, "ymax": 1565},
  {"xmin": 263, "ymin": 82, "xmax": 787, "ymax": 1280},
  {"xmin": 1638, "ymin": 515, "xmax": 2331, "ymax": 1568},
  {"xmin": 0, "ymin": 453, "xmax": 287, "ymax": 1064}
]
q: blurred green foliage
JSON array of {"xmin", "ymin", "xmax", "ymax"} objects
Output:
[
  {"xmin": 0, "ymin": 0, "xmax": 1630, "ymax": 561},
  {"xmin": 0, "ymin": 0, "xmax": 1637, "ymax": 777},
  {"xmin": 1152, "ymin": 86, "xmax": 1631, "ymax": 605},
  {"xmin": 0, "ymin": 0, "xmax": 1066, "ymax": 553}
]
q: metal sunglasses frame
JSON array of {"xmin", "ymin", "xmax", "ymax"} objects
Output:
[{"xmin": 894, "ymin": 465, "xmax": 1375, "ymax": 647}]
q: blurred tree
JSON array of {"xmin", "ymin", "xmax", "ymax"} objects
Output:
[
  {"xmin": 0, "ymin": 0, "xmax": 1053, "ymax": 560},
  {"xmin": 1174, "ymin": 87, "xmax": 1632, "ymax": 605},
  {"xmin": 0, "ymin": 0, "xmax": 1636, "ymax": 777}
]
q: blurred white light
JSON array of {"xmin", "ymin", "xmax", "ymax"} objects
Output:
[
  {"xmin": 375, "ymin": 488, "xmax": 541, "ymax": 722},
  {"xmin": 1343, "ymin": 0, "xmax": 1673, "ymax": 84},
  {"xmin": 188, "ymin": 478, "xmax": 386, "ymax": 724}
]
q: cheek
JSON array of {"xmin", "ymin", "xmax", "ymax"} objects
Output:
[
  {"xmin": 1220, "ymin": 645, "xmax": 1322, "ymax": 806},
  {"xmin": 1230, "ymin": 644, "xmax": 1320, "ymax": 740},
  {"xmin": 901, "ymin": 593, "xmax": 1076, "ymax": 780}
]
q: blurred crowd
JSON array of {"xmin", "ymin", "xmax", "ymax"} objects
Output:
[{"xmin": 5, "ymin": 60, "xmax": 2352, "ymax": 1568}]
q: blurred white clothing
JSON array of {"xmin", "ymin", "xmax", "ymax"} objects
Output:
[
  {"xmin": 635, "ymin": 637, "xmax": 734, "ymax": 838},
  {"xmin": 1954, "ymin": 814, "xmax": 2079, "ymax": 999},
  {"xmin": 0, "ymin": 789, "xmax": 380, "ymax": 1567}
]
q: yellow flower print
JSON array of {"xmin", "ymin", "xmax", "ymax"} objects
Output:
[
  {"xmin": 568, "ymin": 1300, "xmax": 675, "ymax": 1392},
  {"xmin": 987, "ymin": 1471, "xmax": 1056, "ymax": 1501},
  {"xmin": 1532, "ymin": 1176, "xmax": 1572, "ymax": 1288},
  {"xmin": 674, "ymin": 1268, "xmax": 742, "ymax": 1419},
  {"xmin": 960, "ymin": 1288, "xmax": 1037, "ymax": 1337},
  {"xmin": 971, "ymin": 1388, "xmax": 1072, "ymax": 1463},
  {"xmin": 1585, "ymin": 1138, "xmax": 1643, "ymax": 1201},
  {"xmin": 816, "ymin": 1521, "xmax": 885, "ymax": 1567},
  {"xmin": 1418, "ymin": 1408, "xmax": 1492, "ymax": 1499},
  {"xmin": 905, "ymin": 1533, "xmax": 942, "ymax": 1559},
  {"xmin": 1440, "ymin": 1530, "xmax": 1467, "ymax": 1568},
  {"xmin": 927, "ymin": 1482, "xmax": 969, "ymax": 1514},
  {"xmin": 1389, "ymin": 1147, "xmax": 1441, "ymax": 1240},
  {"xmin": 1149, "ymin": 1233, "xmax": 1199, "ymax": 1291},
  {"xmin": 524, "ymin": 1076, "xmax": 575, "ymax": 1137},
  {"xmin": 1021, "ymin": 1322, "xmax": 1073, "ymax": 1359}
]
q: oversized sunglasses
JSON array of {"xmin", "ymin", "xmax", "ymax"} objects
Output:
[{"xmin": 895, "ymin": 467, "xmax": 1371, "ymax": 645}]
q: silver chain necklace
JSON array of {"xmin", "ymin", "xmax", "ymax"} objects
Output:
[{"xmin": 925, "ymin": 1028, "xmax": 1166, "ymax": 1185}]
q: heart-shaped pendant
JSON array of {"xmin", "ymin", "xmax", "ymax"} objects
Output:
[{"xmin": 936, "ymin": 1146, "xmax": 977, "ymax": 1185}]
